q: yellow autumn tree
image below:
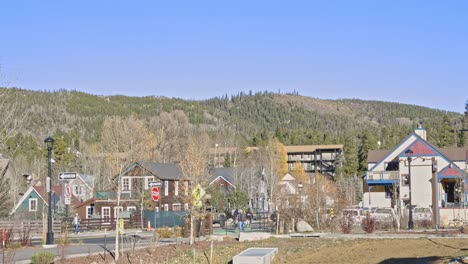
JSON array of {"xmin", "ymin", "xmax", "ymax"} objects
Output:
[
  {"xmin": 259, "ymin": 138, "xmax": 289, "ymax": 212},
  {"xmin": 291, "ymin": 161, "xmax": 307, "ymax": 183}
]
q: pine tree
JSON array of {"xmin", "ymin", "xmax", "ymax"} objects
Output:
[
  {"xmin": 358, "ymin": 131, "xmax": 378, "ymax": 174},
  {"xmin": 344, "ymin": 136, "xmax": 359, "ymax": 177},
  {"xmin": 438, "ymin": 115, "xmax": 456, "ymax": 148}
]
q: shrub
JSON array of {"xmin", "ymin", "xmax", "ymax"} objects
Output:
[
  {"xmin": 361, "ymin": 212, "xmax": 376, "ymax": 233},
  {"xmin": 7, "ymin": 242, "xmax": 21, "ymax": 249},
  {"xmin": 19, "ymin": 227, "xmax": 31, "ymax": 247},
  {"xmin": 30, "ymin": 251, "xmax": 55, "ymax": 264},
  {"xmin": 416, "ymin": 220, "xmax": 432, "ymax": 229},
  {"xmin": 156, "ymin": 226, "xmax": 173, "ymax": 238},
  {"xmin": 174, "ymin": 225, "xmax": 183, "ymax": 237},
  {"xmin": 4, "ymin": 228, "xmax": 14, "ymax": 247},
  {"xmin": 340, "ymin": 213, "xmax": 354, "ymax": 234}
]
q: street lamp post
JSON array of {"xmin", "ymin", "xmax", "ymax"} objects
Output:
[
  {"xmin": 459, "ymin": 128, "xmax": 468, "ymax": 217},
  {"xmin": 45, "ymin": 136, "xmax": 55, "ymax": 245},
  {"xmin": 405, "ymin": 149, "xmax": 414, "ymax": 230}
]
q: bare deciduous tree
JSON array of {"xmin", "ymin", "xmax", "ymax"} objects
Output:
[
  {"xmin": 96, "ymin": 116, "xmax": 154, "ymax": 190},
  {"xmin": 0, "ymin": 88, "xmax": 26, "ymax": 216},
  {"xmin": 259, "ymin": 138, "xmax": 288, "ymax": 211}
]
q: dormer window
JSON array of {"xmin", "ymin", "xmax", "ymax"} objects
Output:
[{"xmin": 122, "ymin": 178, "xmax": 131, "ymax": 191}]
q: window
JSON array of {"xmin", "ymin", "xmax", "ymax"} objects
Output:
[
  {"xmin": 402, "ymin": 174, "xmax": 410, "ymax": 186},
  {"xmin": 29, "ymin": 198, "xmax": 37, "ymax": 212},
  {"xmin": 86, "ymin": 206, "xmax": 94, "ymax": 219},
  {"xmin": 102, "ymin": 207, "xmax": 111, "ymax": 222},
  {"xmin": 172, "ymin": 203, "xmax": 181, "ymax": 211},
  {"xmin": 122, "ymin": 178, "xmax": 131, "ymax": 191},
  {"xmin": 164, "ymin": 181, "xmax": 169, "ymax": 196},
  {"xmin": 175, "ymin": 181, "xmax": 179, "ymax": 196},
  {"xmin": 184, "ymin": 181, "xmax": 189, "ymax": 196},
  {"xmin": 127, "ymin": 206, "xmax": 136, "ymax": 212},
  {"xmin": 154, "ymin": 206, "xmax": 159, "ymax": 212},
  {"xmin": 184, "ymin": 203, "xmax": 189, "ymax": 211},
  {"xmin": 73, "ymin": 185, "xmax": 84, "ymax": 196},
  {"xmin": 385, "ymin": 162, "xmax": 399, "ymax": 171},
  {"xmin": 114, "ymin": 206, "xmax": 123, "ymax": 218},
  {"xmin": 163, "ymin": 204, "xmax": 169, "ymax": 211}
]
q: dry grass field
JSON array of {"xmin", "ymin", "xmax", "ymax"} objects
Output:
[{"xmin": 57, "ymin": 236, "xmax": 468, "ymax": 264}]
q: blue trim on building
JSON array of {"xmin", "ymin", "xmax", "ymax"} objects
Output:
[
  {"xmin": 367, "ymin": 179, "xmax": 398, "ymax": 186},
  {"xmin": 368, "ymin": 133, "xmax": 417, "ymax": 172},
  {"xmin": 436, "ymin": 164, "xmax": 466, "ymax": 181}
]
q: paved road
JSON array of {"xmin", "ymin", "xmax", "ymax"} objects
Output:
[{"xmin": 13, "ymin": 231, "xmax": 179, "ymax": 263}]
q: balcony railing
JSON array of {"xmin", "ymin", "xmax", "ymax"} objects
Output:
[{"xmin": 367, "ymin": 171, "xmax": 399, "ymax": 181}]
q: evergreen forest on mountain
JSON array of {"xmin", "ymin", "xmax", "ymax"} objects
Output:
[{"xmin": 0, "ymin": 87, "xmax": 466, "ymax": 187}]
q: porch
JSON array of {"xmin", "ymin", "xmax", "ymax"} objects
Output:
[{"xmin": 365, "ymin": 171, "xmax": 399, "ymax": 185}]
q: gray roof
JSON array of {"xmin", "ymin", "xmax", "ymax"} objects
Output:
[
  {"xmin": 137, "ymin": 161, "xmax": 181, "ymax": 180},
  {"xmin": 209, "ymin": 167, "xmax": 236, "ymax": 185},
  {"xmin": 79, "ymin": 174, "xmax": 95, "ymax": 188},
  {"xmin": 368, "ymin": 147, "xmax": 467, "ymax": 163}
]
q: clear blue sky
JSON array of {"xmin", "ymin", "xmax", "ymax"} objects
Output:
[{"xmin": 1, "ymin": 1, "xmax": 467, "ymax": 113}]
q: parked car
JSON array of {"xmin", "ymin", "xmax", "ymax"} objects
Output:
[
  {"xmin": 342, "ymin": 208, "xmax": 368, "ymax": 224},
  {"xmin": 403, "ymin": 204, "xmax": 418, "ymax": 216},
  {"xmin": 413, "ymin": 207, "xmax": 432, "ymax": 221},
  {"xmin": 371, "ymin": 207, "xmax": 397, "ymax": 223}
]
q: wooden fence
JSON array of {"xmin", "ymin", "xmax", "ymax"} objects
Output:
[
  {"xmin": 1, "ymin": 215, "xmax": 143, "ymax": 235},
  {"xmin": 0, "ymin": 220, "xmax": 61, "ymax": 235},
  {"xmin": 62, "ymin": 214, "xmax": 143, "ymax": 232}
]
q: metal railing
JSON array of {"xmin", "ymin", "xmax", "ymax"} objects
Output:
[{"xmin": 367, "ymin": 171, "xmax": 399, "ymax": 181}]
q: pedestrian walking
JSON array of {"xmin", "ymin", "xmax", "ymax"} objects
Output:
[
  {"xmin": 73, "ymin": 213, "xmax": 81, "ymax": 233},
  {"xmin": 238, "ymin": 210, "xmax": 245, "ymax": 231}
]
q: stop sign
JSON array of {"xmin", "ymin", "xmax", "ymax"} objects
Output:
[{"xmin": 151, "ymin": 187, "xmax": 160, "ymax": 201}]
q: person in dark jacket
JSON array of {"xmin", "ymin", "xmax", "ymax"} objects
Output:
[{"xmin": 237, "ymin": 210, "xmax": 245, "ymax": 231}]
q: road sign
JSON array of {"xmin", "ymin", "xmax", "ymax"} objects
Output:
[
  {"xmin": 119, "ymin": 218, "xmax": 124, "ymax": 235},
  {"xmin": 59, "ymin": 172, "xmax": 77, "ymax": 180},
  {"xmin": 46, "ymin": 177, "xmax": 50, "ymax": 193},
  {"xmin": 64, "ymin": 197, "xmax": 71, "ymax": 205},
  {"xmin": 192, "ymin": 184, "xmax": 206, "ymax": 208},
  {"xmin": 65, "ymin": 184, "xmax": 72, "ymax": 198},
  {"xmin": 151, "ymin": 187, "xmax": 160, "ymax": 202},
  {"xmin": 148, "ymin": 181, "xmax": 162, "ymax": 187}
]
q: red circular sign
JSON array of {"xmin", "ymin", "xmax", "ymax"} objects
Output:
[{"xmin": 151, "ymin": 187, "xmax": 160, "ymax": 201}]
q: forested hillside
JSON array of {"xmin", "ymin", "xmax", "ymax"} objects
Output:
[
  {"xmin": 1, "ymin": 87, "xmax": 464, "ymax": 147},
  {"xmin": 0, "ymin": 87, "xmax": 465, "ymax": 180},
  {"xmin": 0, "ymin": 87, "xmax": 466, "ymax": 217}
]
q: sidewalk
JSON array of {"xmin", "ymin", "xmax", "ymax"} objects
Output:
[
  {"xmin": 31, "ymin": 228, "xmax": 146, "ymax": 240},
  {"xmin": 14, "ymin": 229, "xmax": 162, "ymax": 264}
]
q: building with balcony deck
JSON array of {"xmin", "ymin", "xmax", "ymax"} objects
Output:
[
  {"xmin": 362, "ymin": 127, "xmax": 467, "ymax": 227},
  {"xmin": 209, "ymin": 144, "xmax": 343, "ymax": 177}
]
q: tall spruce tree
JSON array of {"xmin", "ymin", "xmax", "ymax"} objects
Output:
[
  {"xmin": 344, "ymin": 136, "xmax": 359, "ymax": 177},
  {"xmin": 358, "ymin": 131, "xmax": 378, "ymax": 174},
  {"xmin": 438, "ymin": 115, "xmax": 456, "ymax": 148}
]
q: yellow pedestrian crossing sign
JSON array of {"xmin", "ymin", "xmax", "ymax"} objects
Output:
[
  {"xmin": 192, "ymin": 184, "xmax": 205, "ymax": 208},
  {"xmin": 119, "ymin": 218, "xmax": 124, "ymax": 235}
]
